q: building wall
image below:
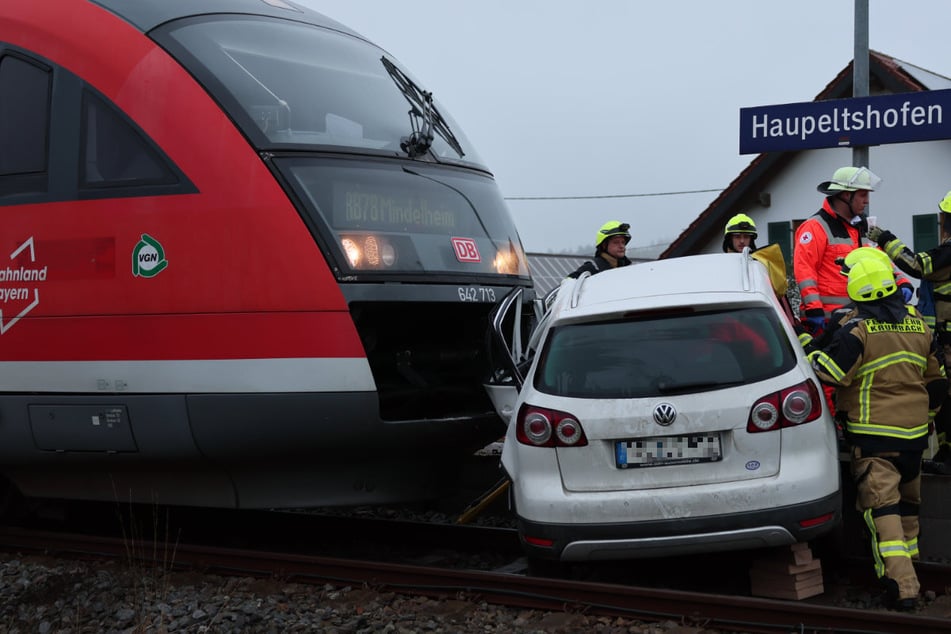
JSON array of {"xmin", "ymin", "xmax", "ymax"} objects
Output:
[{"xmin": 697, "ymin": 140, "xmax": 951, "ymax": 295}]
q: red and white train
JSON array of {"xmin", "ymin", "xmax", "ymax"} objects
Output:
[{"xmin": 0, "ymin": 0, "xmax": 533, "ymax": 511}]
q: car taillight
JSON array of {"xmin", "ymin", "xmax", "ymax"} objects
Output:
[
  {"xmin": 747, "ymin": 379, "xmax": 823, "ymax": 433},
  {"xmin": 516, "ymin": 404, "xmax": 588, "ymax": 447}
]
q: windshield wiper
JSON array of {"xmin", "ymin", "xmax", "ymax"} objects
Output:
[
  {"xmin": 655, "ymin": 379, "xmax": 746, "ymax": 394},
  {"xmin": 381, "ymin": 56, "xmax": 465, "ymax": 159}
]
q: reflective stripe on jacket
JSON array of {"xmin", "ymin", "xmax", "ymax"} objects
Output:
[
  {"xmin": 882, "ymin": 236, "xmax": 951, "ymax": 335},
  {"xmin": 810, "ymin": 305, "xmax": 946, "ymax": 447}
]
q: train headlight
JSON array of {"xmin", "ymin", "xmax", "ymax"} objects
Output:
[
  {"xmin": 340, "ymin": 234, "xmax": 397, "ymax": 270},
  {"xmin": 493, "ymin": 240, "xmax": 528, "ymax": 275},
  {"xmin": 341, "ymin": 237, "xmax": 362, "ymax": 268},
  {"xmin": 364, "ymin": 235, "xmax": 380, "ymax": 266}
]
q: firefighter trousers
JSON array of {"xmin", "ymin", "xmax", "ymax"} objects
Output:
[{"xmin": 851, "ymin": 449, "xmax": 922, "ymax": 601}]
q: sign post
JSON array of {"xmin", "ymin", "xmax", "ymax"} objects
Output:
[{"xmin": 854, "ymin": 0, "xmax": 869, "ymax": 168}]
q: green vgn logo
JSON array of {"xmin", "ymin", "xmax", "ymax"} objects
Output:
[{"xmin": 132, "ymin": 233, "xmax": 168, "ymax": 278}]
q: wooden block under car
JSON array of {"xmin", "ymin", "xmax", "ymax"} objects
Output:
[
  {"xmin": 751, "ymin": 554, "xmax": 821, "ymax": 576},
  {"xmin": 749, "ymin": 544, "xmax": 824, "ymax": 600},
  {"xmin": 753, "ymin": 542, "xmax": 814, "ymax": 567},
  {"xmin": 749, "ymin": 567, "xmax": 824, "ymax": 598}
]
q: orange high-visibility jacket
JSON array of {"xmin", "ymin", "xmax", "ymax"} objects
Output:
[{"xmin": 794, "ymin": 200, "xmax": 911, "ymax": 319}]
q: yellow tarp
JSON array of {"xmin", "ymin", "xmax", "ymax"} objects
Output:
[{"xmin": 751, "ymin": 243, "xmax": 788, "ymax": 295}]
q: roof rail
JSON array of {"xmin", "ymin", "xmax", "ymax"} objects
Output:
[
  {"xmin": 741, "ymin": 246, "xmax": 752, "ymax": 292},
  {"xmin": 570, "ymin": 271, "xmax": 590, "ymax": 309}
]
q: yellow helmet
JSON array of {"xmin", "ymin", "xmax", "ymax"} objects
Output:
[
  {"xmin": 837, "ymin": 246, "xmax": 891, "ymax": 277},
  {"xmin": 939, "ymin": 191, "xmax": 951, "ymax": 214},
  {"xmin": 595, "ymin": 221, "xmax": 631, "ymax": 248},
  {"xmin": 847, "ymin": 257, "xmax": 897, "ymax": 302},
  {"xmin": 724, "ymin": 213, "xmax": 757, "ymax": 237},
  {"xmin": 817, "ymin": 166, "xmax": 881, "ymax": 195}
]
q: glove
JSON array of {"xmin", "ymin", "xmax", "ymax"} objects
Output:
[
  {"xmin": 901, "ymin": 286, "xmax": 913, "ymax": 304},
  {"xmin": 803, "ymin": 315, "xmax": 827, "ymax": 334},
  {"xmin": 866, "ymin": 226, "xmax": 896, "ymax": 247}
]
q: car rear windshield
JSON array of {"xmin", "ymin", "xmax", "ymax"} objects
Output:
[{"xmin": 534, "ymin": 307, "xmax": 796, "ymax": 398}]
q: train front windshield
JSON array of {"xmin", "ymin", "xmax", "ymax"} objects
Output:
[
  {"xmin": 156, "ymin": 14, "xmax": 528, "ymax": 281},
  {"xmin": 158, "ymin": 15, "xmax": 479, "ymax": 162},
  {"xmin": 277, "ymin": 158, "xmax": 527, "ymax": 277}
]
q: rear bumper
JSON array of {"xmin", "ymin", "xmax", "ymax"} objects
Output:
[{"xmin": 517, "ymin": 490, "xmax": 842, "ymax": 561}]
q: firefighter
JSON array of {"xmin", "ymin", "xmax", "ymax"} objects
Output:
[
  {"xmin": 722, "ymin": 213, "xmax": 796, "ymax": 325},
  {"xmin": 722, "ymin": 213, "xmax": 758, "ymax": 253},
  {"xmin": 794, "ymin": 166, "xmax": 914, "ymax": 335},
  {"xmin": 809, "ymin": 257, "xmax": 947, "ymax": 611},
  {"xmin": 867, "ymin": 190, "xmax": 951, "ymax": 474},
  {"xmin": 567, "ymin": 220, "xmax": 633, "ymax": 278}
]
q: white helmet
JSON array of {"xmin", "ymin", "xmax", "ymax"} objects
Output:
[{"xmin": 817, "ymin": 166, "xmax": 881, "ymax": 195}]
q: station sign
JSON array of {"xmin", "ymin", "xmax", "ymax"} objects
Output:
[{"xmin": 739, "ymin": 88, "xmax": 951, "ymax": 154}]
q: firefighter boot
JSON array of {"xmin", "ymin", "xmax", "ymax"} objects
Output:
[{"xmin": 881, "ymin": 578, "xmax": 918, "ymax": 612}]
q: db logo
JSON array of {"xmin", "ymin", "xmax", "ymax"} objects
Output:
[{"xmin": 451, "ymin": 237, "xmax": 481, "ymax": 262}]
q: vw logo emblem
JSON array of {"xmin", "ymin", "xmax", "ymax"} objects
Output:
[{"xmin": 653, "ymin": 403, "xmax": 677, "ymax": 426}]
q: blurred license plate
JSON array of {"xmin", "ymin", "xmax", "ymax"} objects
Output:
[{"xmin": 616, "ymin": 434, "xmax": 721, "ymax": 469}]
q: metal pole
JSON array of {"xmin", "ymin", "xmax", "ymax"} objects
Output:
[{"xmin": 853, "ymin": 0, "xmax": 869, "ymax": 167}]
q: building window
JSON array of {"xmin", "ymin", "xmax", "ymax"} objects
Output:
[
  {"xmin": 767, "ymin": 219, "xmax": 809, "ymax": 266},
  {"xmin": 912, "ymin": 213, "xmax": 938, "ymax": 252}
]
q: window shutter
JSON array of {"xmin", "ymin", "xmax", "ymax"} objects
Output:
[
  {"xmin": 767, "ymin": 221, "xmax": 792, "ymax": 265},
  {"xmin": 912, "ymin": 213, "xmax": 938, "ymax": 252}
]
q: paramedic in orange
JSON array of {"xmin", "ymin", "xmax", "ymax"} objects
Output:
[{"xmin": 794, "ymin": 166, "xmax": 913, "ymax": 336}]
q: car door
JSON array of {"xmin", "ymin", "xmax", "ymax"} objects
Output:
[{"xmin": 484, "ymin": 286, "xmax": 550, "ymax": 423}]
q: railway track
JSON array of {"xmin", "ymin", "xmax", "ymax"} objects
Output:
[
  {"xmin": 1, "ymin": 503, "xmax": 950, "ymax": 633},
  {"xmin": 1, "ymin": 526, "xmax": 949, "ymax": 634}
]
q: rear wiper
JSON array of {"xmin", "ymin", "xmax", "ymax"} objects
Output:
[
  {"xmin": 381, "ymin": 56, "xmax": 465, "ymax": 158},
  {"xmin": 655, "ymin": 379, "xmax": 746, "ymax": 394}
]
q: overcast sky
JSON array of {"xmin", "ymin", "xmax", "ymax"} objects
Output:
[{"xmin": 302, "ymin": 1, "xmax": 951, "ymax": 254}]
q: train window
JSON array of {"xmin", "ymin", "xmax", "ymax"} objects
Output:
[
  {"xmin": 0, "ymin": 53, "xmax": 51, "ymax": 194},
  {"xmin": 154, "ymin": 15, "xmax": 483, "ymax": 167},
  {"xmin": 79, "ymin": 91, "xmax": 178, "ymax": 189}
]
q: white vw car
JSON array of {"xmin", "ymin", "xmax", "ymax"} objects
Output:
[{"xmin": 485, "ymin": 252, "xmax": 842, "ymax": 566}]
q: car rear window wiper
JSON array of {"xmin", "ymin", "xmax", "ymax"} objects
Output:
[
  {"xmin": 655, "ymin": 379, "xmax": 746, "ymax": 394},
  {"xmin": 381, "ymin": 56, "xmax": 464, "ymax": 158}
]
